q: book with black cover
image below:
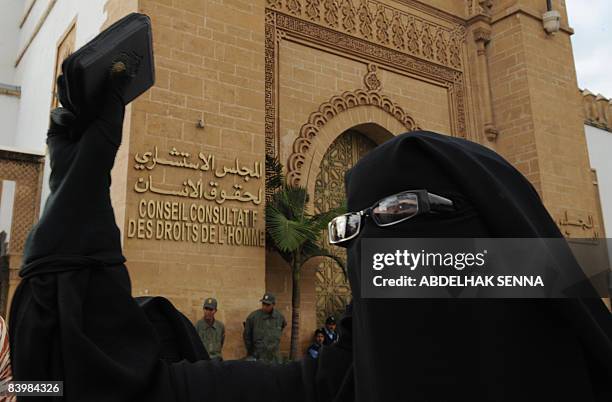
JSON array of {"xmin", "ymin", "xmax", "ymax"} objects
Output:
[{"xmin": 61, "ymin": 13, "xmax": 155, "ymax": 114}]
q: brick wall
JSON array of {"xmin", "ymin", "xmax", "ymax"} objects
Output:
[
  {"xmin": 116, "ymin": 0, "xmax": 267, "ymax": 360},
  {"xmin": 489, "ymin": 1, "xmax": 602, "ymax": 237}
]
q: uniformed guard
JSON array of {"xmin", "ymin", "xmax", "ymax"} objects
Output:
[
  {"xmin": 243, "ymin": 292, "xmax": 287, "ymax": 363},
  {"xmin": 195, "ymin": 298, "xmax": 225, "ymax": 361},
  {"xmin": 322, "ymin": 315, "xmax": 339, "ymax": 345}
]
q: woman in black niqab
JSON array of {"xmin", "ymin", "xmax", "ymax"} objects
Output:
[{"xmin": 340, "ymin": 131, "xmax": 612, "ymax": 402}]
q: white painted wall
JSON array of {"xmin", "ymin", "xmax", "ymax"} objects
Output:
[
  {"xmin": 0, "ymin": 96, "xmax": 19, "ymax": 146},
  {"xmin": 13, "ymin": 0, "xmax": 108, "ymax": 152},
  {"xmin": 585, "ymin": 125, "xmax": 612, "ymax": 235},
  {"xmin": 585, "ymin": 124, "xmax": 612, "ymax": 263},
  {"xmin": 1, "ymin": 0, "xmax": 109, "ymax": 206},
  {"xmin": 0, "ymin": 1, "xmax": 24, "ymax": 148},
  {"xmin": 0, "ymin": 0, "xmax": 23, "ymax": 83}
]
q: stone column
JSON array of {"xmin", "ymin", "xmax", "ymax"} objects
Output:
[{"xmin": 473, "ymin": 27, "xmax": 498, "ymax": 141}]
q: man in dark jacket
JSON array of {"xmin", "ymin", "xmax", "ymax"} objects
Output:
[
  {"xmin": 321, "ymin": 316, "xmax": 338, "ymax": 345},
  {"xmin": 243, "ymin": 293, "xmax": 287, "ymax": 363}
]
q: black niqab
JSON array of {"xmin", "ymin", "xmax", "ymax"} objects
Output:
[{"xmin": 342, "ymin": 131, "xmax": 612, "ymax": 402}]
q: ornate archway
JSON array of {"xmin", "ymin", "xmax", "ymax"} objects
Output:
[
  {"xmin": 289, "ymin": 67, "xmax": 419, "ymax": 326},
  {"xmin": 286, "ymin": 64, "xmax": 419, "ymax": 188},
  {"xmin": 269, "ymin": 61, "xmax": 420, "ymax": 348}
]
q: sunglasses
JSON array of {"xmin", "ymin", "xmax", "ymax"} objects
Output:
[{"xmin": 328, "ymin": 190, "xmax": 454, "ymax": 245}]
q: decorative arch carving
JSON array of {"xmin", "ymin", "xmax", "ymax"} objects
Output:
[
  {"xmin": 265, "ymin": 8, "xmax": 469, "ymax": 170},
  {"xmin": 286, "ymin": 69, "xmax": 418, "ymax": 186}
]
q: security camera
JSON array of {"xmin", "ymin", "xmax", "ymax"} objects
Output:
[{"xmin": 543, "ymin": 10, "xmax": 561, "ymax": 34}]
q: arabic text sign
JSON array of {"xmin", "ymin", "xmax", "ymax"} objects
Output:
[
  {"xmin": 129, "ymin": 146, "xmax": 266, "ymax": 247},
  {"xmin": 133, "ymin": 147, "xmax": 263, "ymax": 205}
]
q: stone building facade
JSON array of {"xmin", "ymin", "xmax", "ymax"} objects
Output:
[{"xmin": 0, "ymin": 0, "xmax": 606, "ymax": 358}]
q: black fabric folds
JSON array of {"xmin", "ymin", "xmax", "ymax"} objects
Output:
[
  {"xmin": 21, "ymin": 81, "xmax": 126, "ymax": 272},
  {"xmin": 8, "ymin": 80, "xmax": 176, "ymax": 401},
  {"xmin": 8, "ymin": 75, "xmax": 352, "ymax": 401},
  {"xmin": 136, "ymin": 296, "xmax": 209, "ymax": 363},
  {"xmin": 341, "ymin": 131, "xmax": 612, "ymax": 402},
  {"xmin": 10, "ymin": 87, "xmax": 609, "ymax": 402}
]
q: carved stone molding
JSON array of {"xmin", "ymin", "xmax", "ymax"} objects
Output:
[
  {"xmin": 264, "ymin": 10, "xmax": 278, "ymax": 161},
  {"xmin": 472, "ymin": 25, "xmax": 497, "ymax": 140},
  {"xmin": 473, "ymin": 27, "xmax": 491, "ymax": 43},
  {"xmin": 266, "ymin": 0, "xmax": 465, "ymax": 71},
  {"xmin": 363, "ymin": 63, "xmax": 382, "ymax": 90},
  {"xmin": 467, "ymin": 0, "xmax": 492, "ymax": 18},
  {"xmin": 285, "ymin": 64, "xmax": 417, "ymax": 186},
  {"xmin": 286, "ymin": 86, "xmax": 418, "ymax": 186},
  {"xmin": 275, "ymin": 12, "xmax": 462, "ymax": 81},
  {"xmin": 265, "ymin": 8, "xmax": 469, "ymax": 188},
  {"xmin": 473, "ymin": 27, "xmax": 491, "ymax": 56},
  {"xmin": 265, "ymin": 10, "xmax": 467, "ymax": 156}
]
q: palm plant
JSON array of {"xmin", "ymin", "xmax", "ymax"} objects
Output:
[{"xmin": 265, "ymin": 155, "xmax": 346, "ymax": 360}]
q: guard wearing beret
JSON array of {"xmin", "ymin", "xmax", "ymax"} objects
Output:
[
  {"xmin": 243, "ymin": 292, "xmax": 287, "ymax": 363},
  {"xmin": 195, "ymin": 298, "xmax": 225, "ymax": 361}
]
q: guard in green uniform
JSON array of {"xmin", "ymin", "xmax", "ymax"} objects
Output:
[
  {"xmin": 243, "ymin": 292, "xmax": 287, "ymax": 363},
  {"xmin": 195, "ymin": 298, "xmax": 225, "ymax": 361}
]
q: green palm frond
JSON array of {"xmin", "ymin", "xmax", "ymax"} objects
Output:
[
  {"xmin": 310, "ymin": 203, "xmax": 346, "ymax": 232},
  {"xmin": 265, "ymin": 154, "xmax": 284, "ymax": 191},
  {"xmin": 265, "ymin": 230, "xmax": 293, "ymax": 264},
  {"xmin": 265, "ymin": 160, "xmax": 345, "ymax": 273},
  {"xmin": 284, "ymin": 185, "xmax": 309, "ymax": 216},
  {"xmin": 263, "ymin": 160, "xmax": 349, "ymax": 361},
  {"xmin": 272, "ymin": 185, "xmax": 309, "ymax": 219},
  {"xmin": 266, "ymin": 205, "xmax": 318, "ymax": 252}
]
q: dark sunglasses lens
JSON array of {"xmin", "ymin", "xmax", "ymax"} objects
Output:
[
  {"xmin": 372, "ymin": 192, "xmax": 419, "ymax": 225},
  {"xmin": 329, "ymin": 213, "xmax": 361, "ymax": 244}
]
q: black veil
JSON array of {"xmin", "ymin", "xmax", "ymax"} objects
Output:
[{"xmin": 341, "ymin": 130, "xmax": 612, "ymax": 402}]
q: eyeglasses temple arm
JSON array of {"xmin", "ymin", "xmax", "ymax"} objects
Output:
[{"xmin": 428, "ymin": 193, "xmax": 455, "ymax": 212}]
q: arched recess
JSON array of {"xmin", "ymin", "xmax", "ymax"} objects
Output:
[
  {"xmin": 269, "ymin": 93, "xmax": 418, "ymax": 355},
  {"xmin": 296, "ymin": 106, "xmax": 415, "ymax": 327},
  {"xmin": 285, "ymin": 88, "xmax": 419, "ymax": 197},
  {"xmin": 311, "ymin": 128, "xmax": 376, "ymax": 326},
  {"xmin": 290, "ymin": 104, "xmax": 414, "ymax": 206}
]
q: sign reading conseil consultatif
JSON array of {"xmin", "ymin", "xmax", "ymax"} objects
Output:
[{"xmin": 126, "ymin": 146, "xmax": 266, "ymax": 247}]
